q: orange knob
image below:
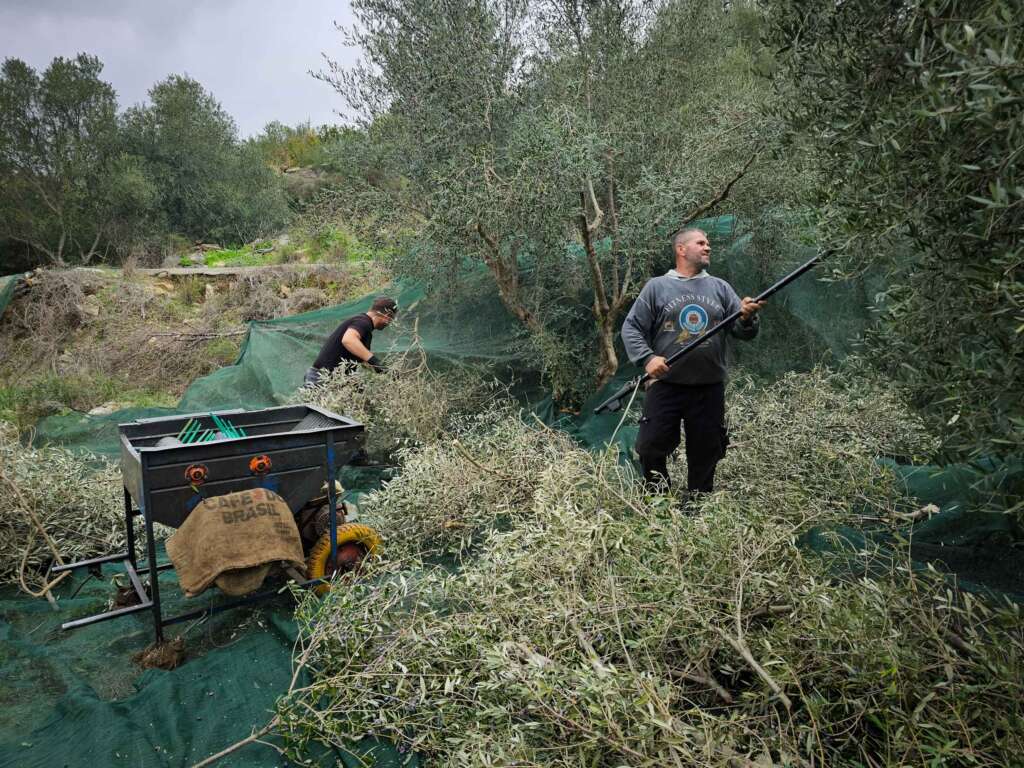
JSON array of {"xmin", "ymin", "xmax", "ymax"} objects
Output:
[
  {"xmin": 249, "ymin": 455, "xmax": 272, "ymax": 474},
  {"xmin": 185, "ymin": 464, "xmax": 208, "ymax": 484}
]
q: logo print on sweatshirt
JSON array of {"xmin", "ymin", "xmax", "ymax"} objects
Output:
[{"xmin": 679, "ymin": 304, "xmax": 708, "ymax": 334}]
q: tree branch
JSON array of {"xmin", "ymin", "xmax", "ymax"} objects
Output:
[
  {"xmin": 475, "ymin": 221, "xmax": 540, "ymax": 331},
  {"xmin": 578, "ymin": 192, "xmax": 609, "ymax": 314},
  {"xmin": 677, "ymin": 149, "xmax": 759, "ymax": 231},
  {"xmin": 80, "ymin": 230, "xmax": 102, "ymax": 265},
  {"xmin": 586, "ymin": 177, "xmax": 604, "ymax": 233},
  {"xmin": 7, "ymin": 235, "xmax": 59, "ymax": 265},
  {"xmin": 711, "ymin": 624, "xmax": 792, "ymax": 711},
  {"xmin": 55, "ymin": 227, "xmax": 67, "ymax": 267},
  {"xmin": 605, "ymin": 151, "xmax": 619, "ymax": 236},
  {"xmin": 26, "ymin": 174, "xmax": 61, "ymax": 217},
  {"xmin": 605, "ymin": 155, "xmax": 622, "ymax": 304},
  {"xmin": 668, "ymin": 665, "xmax": 734, "ymax": 704},
  {"xmin": 615, "ymin": 259, "xmax": 635, "ymax": 314},
  {"xmin": 146, "ymin": 330, "xmax": 249, "ymax": 339}
]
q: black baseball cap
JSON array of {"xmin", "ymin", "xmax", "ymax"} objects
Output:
[{"xmin": 371, "ymin": 296, "xmax": 398, "ymax": 317}]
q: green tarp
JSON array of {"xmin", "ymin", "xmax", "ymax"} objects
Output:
[
  {"xmin": 32, "ymin": 277, "xmax": 537, "ymax": 458},
  {"xmin": 0, "ymin": 545, "xmax": 419, "ymax": 768},
  {"xmin": 801, "ymin": 458, "xmax": 1024, "ymax": 602},
  {"xmin": 32, "ymin": 224, "xmax": 875, "ymax": 458},
  {"xmin": 0, "ymin": 274, "xmax": 24, "ymax": 321},
  {"xmin": 2, "ymin": 227, "xmax": 1020, "ymax": 766}
]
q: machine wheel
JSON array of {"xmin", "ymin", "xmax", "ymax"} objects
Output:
[{"xmin": 305, "ymin": 523, "xmax": 381, "ymax": 595}]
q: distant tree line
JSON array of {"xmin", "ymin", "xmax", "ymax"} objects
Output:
[{"xmin": 0, "ymin": 54, "xmax": 291, "ymax": 269}]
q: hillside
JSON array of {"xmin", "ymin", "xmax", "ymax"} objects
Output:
[{"xmin": 0, "ymin": 261, "xmax": 388, "ymax": 430}]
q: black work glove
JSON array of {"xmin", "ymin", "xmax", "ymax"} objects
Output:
[{"xmin": 366, "ymin": 354, "xmax": 386, "ymax": 374}]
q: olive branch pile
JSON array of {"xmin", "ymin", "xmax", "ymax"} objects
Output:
[
  {"xmin": 0, "ymin": 422, "xmax": 124, "ymax": 597},
  {"xmin": 270, "ymin": 369, "xmax": 1023, "ymax": 766}
]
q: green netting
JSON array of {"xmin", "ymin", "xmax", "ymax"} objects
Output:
[
  {"xmin": 888, "ymin": 458, "xmax": 1023, "ymax": 598},
  {"xmin": 710, "ymin": 236, "xmax": 881, "ymax": 376},
  {"xmin": 0, "ymin": 273, "xmax": 24, "ymax": 321},
  {"xmin": 33, "ymin": 277, "xmax": 535, "ymax": 457},
  {"xmin": 5, "ymin": 223, "xmax": 1020, "ymax": 766},
  {"xmin": 0, "ymin": 545, "xmax": 419, "ymax": 768},
  {"xmin": 32, "ymin": 219, "xmax": 868, "ymax": 457},
  {"xmin": 801, "ymin": 457, "xmax": 1024, "ymax": 602}
]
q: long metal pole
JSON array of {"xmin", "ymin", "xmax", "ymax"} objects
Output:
[{"xmin": 593, "ymin": 253, "xmax": 824, "ymax": 414}]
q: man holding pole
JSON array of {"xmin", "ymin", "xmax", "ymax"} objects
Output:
[{"xmin": 621, "ymin": 228, "xmax": 765, "ymax": 493}]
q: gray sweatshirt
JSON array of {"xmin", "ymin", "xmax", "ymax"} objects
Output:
[{"xmin": 621, "ymin": 269, "xmax": 758, "ymax": 385}]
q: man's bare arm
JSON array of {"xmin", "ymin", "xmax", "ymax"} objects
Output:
[
  {"xmin": 342, "ymin": 328, "xmax": 386, "ymax": 372},
  {"xmin": 341, "ymin": 328, "xmax": 374, "ymax": 362}
]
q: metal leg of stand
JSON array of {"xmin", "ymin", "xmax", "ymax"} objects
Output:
[
  {"xmin": 123, "ymin": 486, "xmax": 137, "ymax": 568},
  {"xmin": 326, "ymin": 432, "xmax": 337, "ymax": 567},
  {"xmin": 140, "ymin": 457, "xmax": 164, "ymax": 643}
]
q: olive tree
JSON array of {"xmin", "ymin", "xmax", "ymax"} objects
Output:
[
  {"xmin": 321, "ymin": 0, "xmax": 799, "ymax": 400},
  {"xmin": 122, "ymin": 75, "xmax": 290, "ymax": 246},
  {"xmin": 0, "ymin": 55, "xmax": 152, "ymax": 265},
  {"xmin": 765, "ymin": 0, "xmax": 1023, "ymax": 460}
]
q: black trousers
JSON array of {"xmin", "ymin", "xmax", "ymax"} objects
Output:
[{"xmin": 634, "ymin": 380, "xmax": 728, "ymax": 492}]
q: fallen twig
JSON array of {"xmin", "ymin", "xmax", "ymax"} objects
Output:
[
  {"xmin": 669, "ymin": 665, "xmax": 735, "ymax": 704},
  {"xmin": 451, "ymin": 438, "xmax": 516, "ymax": 482},
  {"xmin": 711, "ymin": 624, "xmax": 792, "ymax": 711},
  {"xmin": 147, "ymin": 329, "xmax": 248, "ymax": 339}
]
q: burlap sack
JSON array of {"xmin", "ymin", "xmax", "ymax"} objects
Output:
[{"xmin": 166, "ymin": 488, "xmax": 305, "ymax": 597}]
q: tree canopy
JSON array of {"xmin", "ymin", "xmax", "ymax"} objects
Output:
[
  {"xmin": 766, "ymin": 0, "xmax": 1023, "ymax": 460},
  {"xmin": 122, "ymin": 75, "xmax": 290, "ymax": 246},
  {"xmin": 0, "ymin": 55, "xmax": 131, "ymax": 265},
  {"xmin": 0, "ymin": 59, "xmax": 289, "ymax": 268},
  {"xmin": 320, "ymin": 0, "xmax": 812, "ymax": 400}
]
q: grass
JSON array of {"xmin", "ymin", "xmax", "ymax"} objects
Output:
[
  {"xmin": 307, "ymin": 226, "xmax": 384, "ymax": 263},
  {"xmin": 174, "ymin": 226, "xmax": 389, "ymax": 268},
  {"xmin": 180, "ymin": 241, "xmax": 283, "ymax": 268},
  {"xmin": 0, "ymin": 270, "xmax": 220, "ymax": 410}
]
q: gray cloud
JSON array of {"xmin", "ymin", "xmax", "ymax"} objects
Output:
[{"xmin": 0, "ymin": 0, "xmax": 360, "ymax": 136}]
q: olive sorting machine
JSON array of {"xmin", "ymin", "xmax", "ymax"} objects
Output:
[{"xmin": 51, "ymin": 404, "xmax": 366, "ymax": 641}]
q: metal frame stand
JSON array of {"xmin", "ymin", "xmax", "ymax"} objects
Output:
[{"xmin": 51, "ymin": 432, "xmax": 342, "ymax": 643}]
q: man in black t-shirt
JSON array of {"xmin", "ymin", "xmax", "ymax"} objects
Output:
[{"xmin": 303, "ymin": 296, "xmax": 398, "ymax": 386}]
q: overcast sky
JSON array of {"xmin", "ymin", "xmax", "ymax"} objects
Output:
[{"xmin": 0, "ymin": 0, "xmax": 359, "ymax": 137}]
